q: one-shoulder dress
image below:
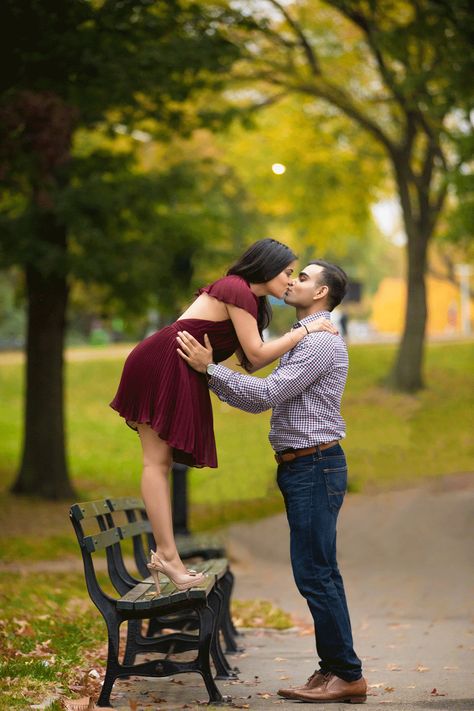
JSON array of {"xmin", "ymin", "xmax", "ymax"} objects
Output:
[{"xmin": 110, "ymin": 275, "xmax": 258, "ymax": 468}]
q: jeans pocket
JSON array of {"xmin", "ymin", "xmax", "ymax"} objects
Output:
[{"xmin": 323, "ymin": 465, "xmax": 347, "ymax": 512}]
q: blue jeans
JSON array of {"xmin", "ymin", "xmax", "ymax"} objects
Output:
[{"xmin": 277, "ymin": 444, "xmax": 362, "ymax": 682}]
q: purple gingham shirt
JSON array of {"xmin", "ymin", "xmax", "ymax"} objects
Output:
[{"xmin": 209, "ymin": 311, "xmax": 348, "ymax": 452}]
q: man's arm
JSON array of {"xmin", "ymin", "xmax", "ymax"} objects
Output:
[{"xmin": 177, "ymin": 329, "xmax": 337, "ymax": 414}]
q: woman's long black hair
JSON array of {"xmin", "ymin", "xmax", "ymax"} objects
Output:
[{"xmin": 227, "ymin": 238, "xmax": 297, "ymax": 370}]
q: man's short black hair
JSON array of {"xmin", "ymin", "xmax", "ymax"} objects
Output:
[{"xmin": 309, "ymin": 260, "xmax": 348, "ymax": 311}]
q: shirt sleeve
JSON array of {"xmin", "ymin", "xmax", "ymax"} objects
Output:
[
  {"xmin": 209, "ymin": 332, "xmax": 337, "ymax": 413},
  {"xmin": 196, "ymin": 275, "xmax": 258, "ymax": 320}
]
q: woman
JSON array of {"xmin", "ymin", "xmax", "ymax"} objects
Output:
[{"xmin": 110, "ymin": 239, "xmax": 337, "ymax": 592}]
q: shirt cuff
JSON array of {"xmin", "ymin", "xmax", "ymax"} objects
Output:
[{"xmin": 209, "ymin": 363, "xmax": 233, "ymax": 384}]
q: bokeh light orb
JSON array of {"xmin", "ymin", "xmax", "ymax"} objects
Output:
[{"xmin": 271, "ymin": 163, "xmax": 286, "ymax": 175}]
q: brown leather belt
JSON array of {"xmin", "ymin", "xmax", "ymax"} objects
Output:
[{"xmin": 274, "ymin": 441, "xmax": 339, "ymax": 464}]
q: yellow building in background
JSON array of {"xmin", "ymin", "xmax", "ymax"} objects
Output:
[{"xmin": 371, "ymin": 274, "xmax": 474, "ymax": 336}]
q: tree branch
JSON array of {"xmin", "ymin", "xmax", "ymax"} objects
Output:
[
  {"xmin": 291, "ymin": 78, "xmax": 397, "ymax": 156},
  {"xmin": 328, "ymin": 2, "xmax": 411, "ymax": 111},
  {"xmin": 327, "ymin": 1, "xmax": 448, "ymax": 171},
  {"xmin": 266, "ymin": 0, "xmax": 321, "ymax": 76}
]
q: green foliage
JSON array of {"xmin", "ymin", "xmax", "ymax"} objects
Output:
[
  {"xmin": 0, "ymin": 0, "xmax": 249, "ymax": 305},
  {"xmin": 0, "ymin": 0, "xmax": 242, "ymax": 125},
  {"xmin": 218, "ymin": 95, "xmax": 386, "ymax": 257}
]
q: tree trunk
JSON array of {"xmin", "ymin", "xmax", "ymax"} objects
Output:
[
  {"xmin": 390, "ymin": 225, "xmax": 429, "ymax": 392},
  {"xmin": 11, "ymin": 219, "xmax": 76, "ymax": 499}
]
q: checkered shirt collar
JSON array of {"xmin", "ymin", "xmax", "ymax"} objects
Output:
[{"xmin": 292, "ymin": 310, "xmax": 331, "ymax": 329}]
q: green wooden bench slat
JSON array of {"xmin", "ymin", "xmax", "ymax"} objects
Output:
[
  {"xmin": 117, "ymin": 560, "xmax": 227, "ymax": 611},
  {"xmin": 70, "ymin": 500, "xmax": 111, "ymax": 521},
  {"xmin": 201, "ymin": 558, "xmax": 228, "ymax": 580},
  {"xmin": 120, "ymin": 582, "xmax": 155, "ymax": 603},
  {"xmin": 175, "ymin": 534, "xmax": 226, "ymax": 559},
  {"xmin": 83, "ymin": 526, "xmax": 121, "ymax": 552},
  {"xmin": 142, "ymin": 559, "xmax": 228, "ymax": 584},
  {"xmin": 118, "ymin": 520, "xmax": 151, "ymax": 539},
  {"xmin": 117, "ymin": 575, "xmax": 216, "ymax": 611},
  {"xmin": 106, "ymin": 496, "xmax": 145, "ymax": 512}
]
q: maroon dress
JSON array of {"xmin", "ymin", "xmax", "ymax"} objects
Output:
[{"xmin": 110, "ymin": 275, "xmax": 258, "ymax": 468}]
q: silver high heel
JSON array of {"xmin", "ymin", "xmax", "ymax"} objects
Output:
[{"xmin": 147, "ymin": 550, "xmax": 205, "ymax": 593}]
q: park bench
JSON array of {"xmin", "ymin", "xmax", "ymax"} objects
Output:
[
  {"xmin": 105, "ymin": 496, "xmax": 240, "ymax": 654},
  {"xmin": 70, "ymin": 498, "xmax": 238, "ymax": 707}
]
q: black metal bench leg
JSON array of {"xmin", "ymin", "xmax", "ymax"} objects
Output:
[
  {"xmin": 220, "ymin": 571, "xmax": 243, "ymax": 653},
  {"xmin": 97, "ymin": 616, "xmax": 121, "ymax": 707},
  {"xmin": 208, "ymin": 590, "xmax": 236, "ymax": 679},
  {"xmin": 196, "ymin": 605, "xmax": 224, "ymax": 703},
  {"xmin": 123, "ymin": 619, "xmax": 141, "ymax": 667}
]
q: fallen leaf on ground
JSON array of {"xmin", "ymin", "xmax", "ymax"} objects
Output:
[
  {"xmin": 413, "ymin": 664, "xmax": 430, "ymax": 672},
  {"xmin": 297, "ymin": 625, "xmax": 315, "ymax": 636},
  {"xmin": 13, "ymin": 618, "xmax": 34, "ymax": 636},
  {"xmin": 431, "ymin": 688, "xmax": 447, "ymax": 696},
  {"xmin": 62, "ymin": 698, "xmax": 106, "ymax": 711},
  {"xmin": 30, "ymin": 697, "xmax": 61, "ymax": 710},
  {"xmin": 384, "ymin": 687, "xmax": 395, "ymax": 693},
  {"xmin": 257, "ymin": 692, "xmax": 273, "ymax": 698}
]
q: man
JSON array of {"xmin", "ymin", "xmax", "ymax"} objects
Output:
[{"xmin": 177, "ymin": 261, "xmax": 366, "ymax": 704}]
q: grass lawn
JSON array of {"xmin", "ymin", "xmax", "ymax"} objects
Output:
[
  {"xmin": 0, "ymin": 340, "xmax": 473, "ymax": 549},
  {"xmin": 0, "ymin": 339, "xmax": 472, "ymax": 709}
]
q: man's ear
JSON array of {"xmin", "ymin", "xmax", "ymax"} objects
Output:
[{"xmin": 313, "ymin": 284, "xmax": 329, "ymax": 301}]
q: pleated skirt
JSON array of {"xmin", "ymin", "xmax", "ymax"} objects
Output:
[{"xmin": 110, "ymin": 324, "xmax": 217, "ymax": 468}]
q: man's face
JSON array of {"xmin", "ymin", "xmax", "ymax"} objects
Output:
[{"xmin": 284, "ymin": 263, "xmax": 325, "ymax": 308}]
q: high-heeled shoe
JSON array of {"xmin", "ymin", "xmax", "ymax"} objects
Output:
[
  {"xmin": 147, "ymin": 550, "xmax": 205, "ymax": 594},
  {"xmin": 150, "ymin": 549, "xmax": 198, "ymax": 576}
]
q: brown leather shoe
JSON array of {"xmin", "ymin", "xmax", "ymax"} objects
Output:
[
  {"xmin": 291, "ymin": 673, "xmax": 367, "ymax": 703},
  {"xmin": 277, "ymin": 670, "xmax": 327, "ymax": 699}
]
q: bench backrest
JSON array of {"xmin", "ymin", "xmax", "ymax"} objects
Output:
[
  {"xmin": 106, "ymin": 497, "xmax": 154, "ymax": 578},
  {"xmin": 70, "ymin": 497, "xmax": 155, "ymax": 607}
]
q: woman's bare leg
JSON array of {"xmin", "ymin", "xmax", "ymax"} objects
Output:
[{"xmin": 137, "ymin": 423, "xmax": 190, "ymax": 576}]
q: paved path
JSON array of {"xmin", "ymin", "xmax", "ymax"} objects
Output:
[{"xmin": 72, "ymin": 475, "xmax": 474, "ymax": 710}]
